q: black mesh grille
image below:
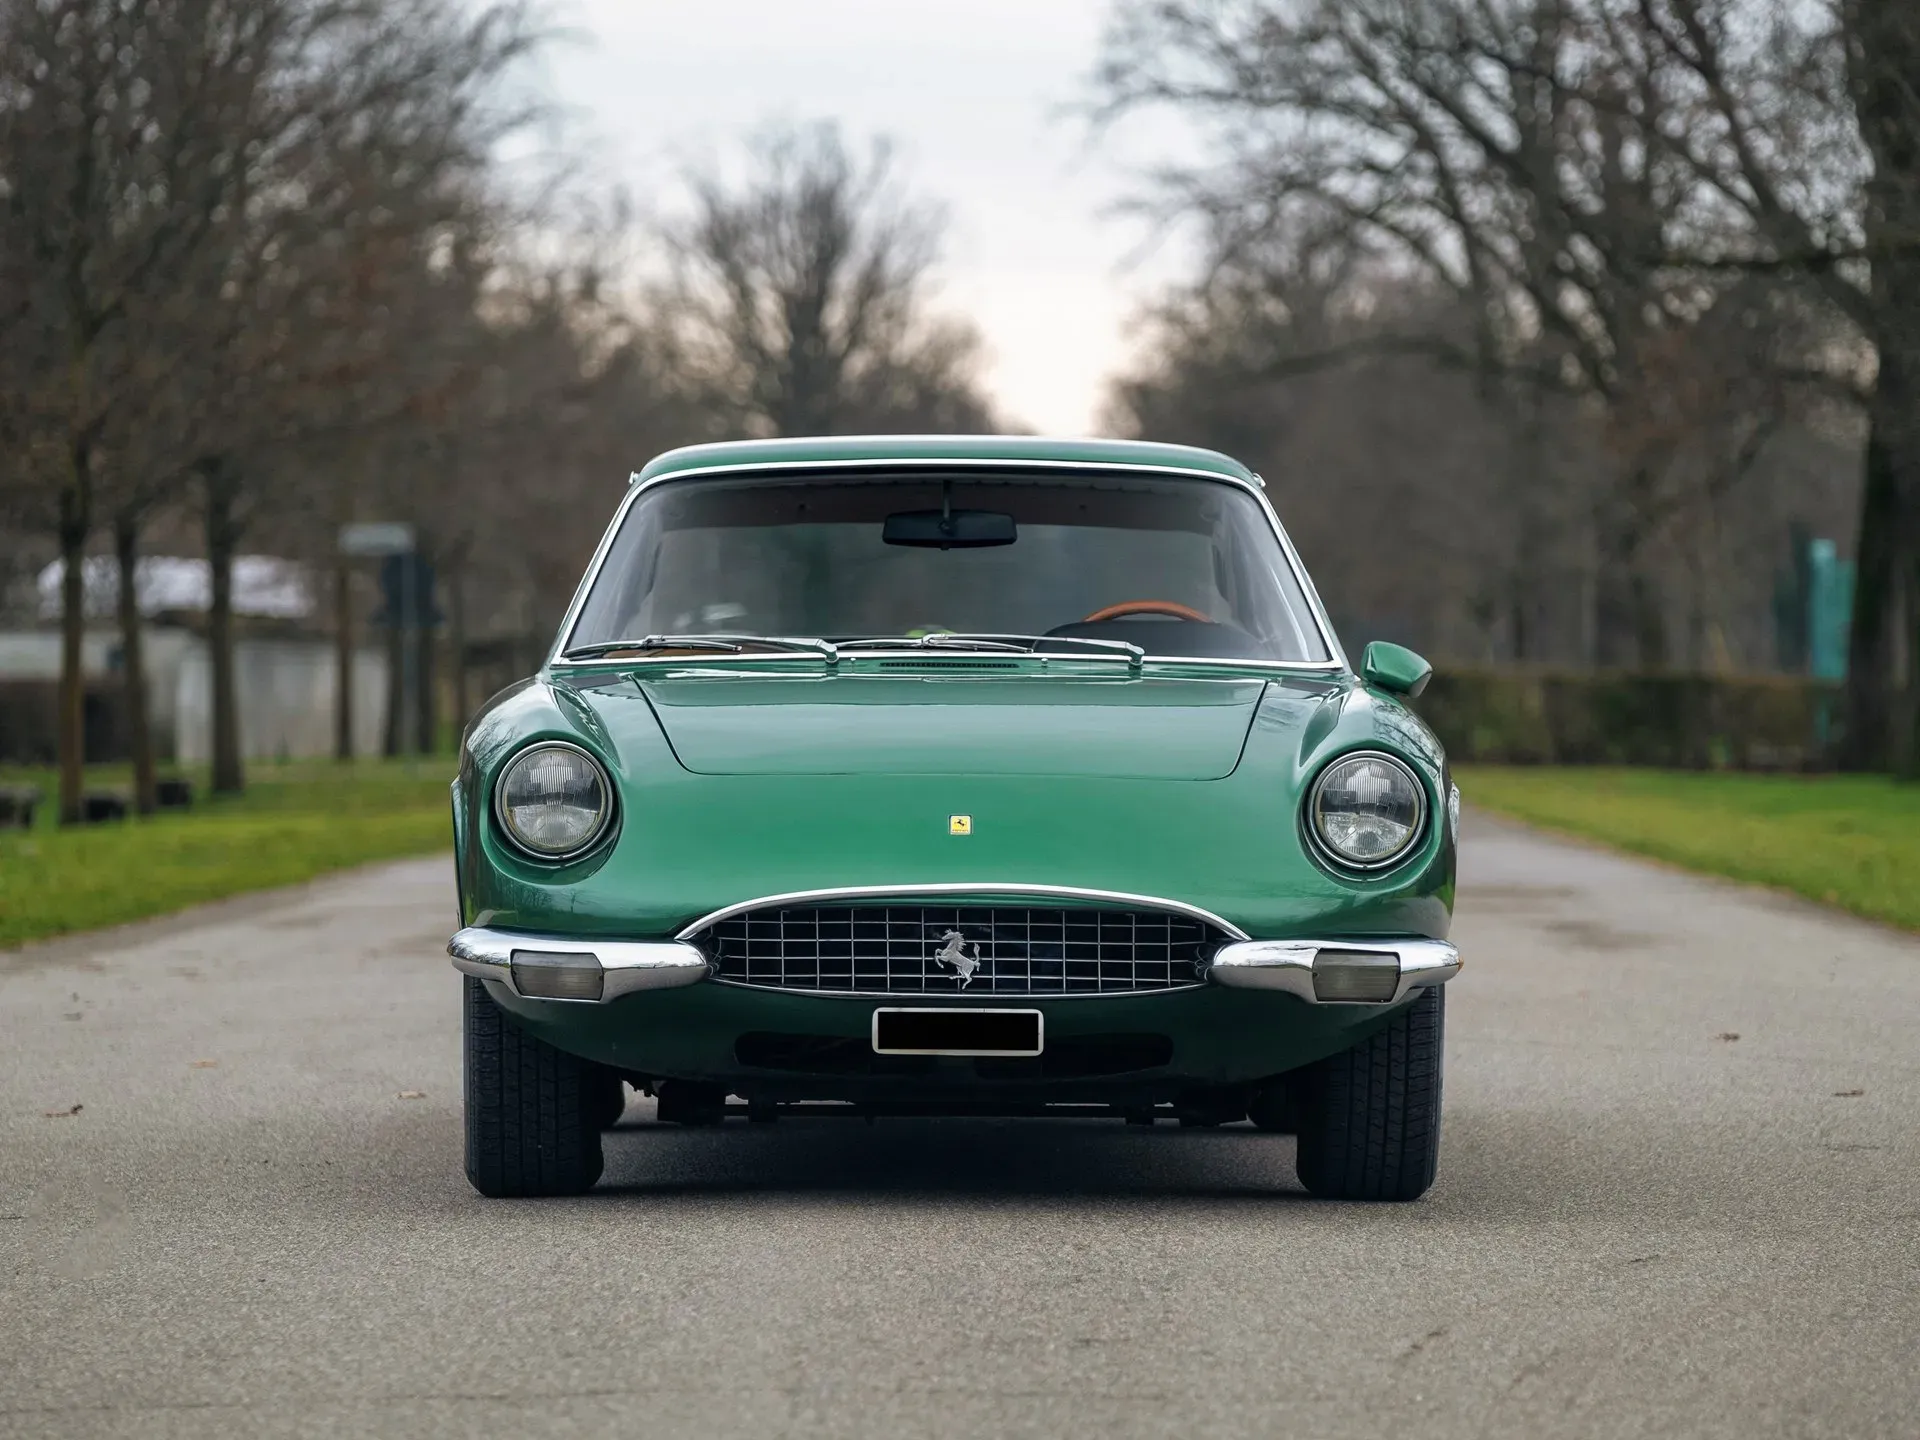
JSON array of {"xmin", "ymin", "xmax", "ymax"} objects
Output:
[{"xmin": 702, "ymin": 904, "xmax": 1222, "ymax": 994}]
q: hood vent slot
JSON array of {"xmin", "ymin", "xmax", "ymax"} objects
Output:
[{"xmin": 874, "ymin": 659, "xmax": 1021, "ymax": 670}]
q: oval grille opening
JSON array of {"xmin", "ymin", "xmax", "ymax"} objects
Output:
[{"xmin": 701, "ymin": 904, "xmax": 1223, "ymax": 995}]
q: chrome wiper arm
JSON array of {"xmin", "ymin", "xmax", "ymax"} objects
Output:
[
  {"xmin": 927, "ymin": 632, "xmax": 1145, "ymax": 664},
  {"xmin": 835, "ymin": 632, "xmax": 1144, "ymax": 666},
  {"xmin": 562, "ymin": 634, "xmax": 839, "ymax": 661}
]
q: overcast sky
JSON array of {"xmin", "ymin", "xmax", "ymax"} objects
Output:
[{"xmin": 530, "ymin": 0, "xmax": 1198, "ymax": 435}]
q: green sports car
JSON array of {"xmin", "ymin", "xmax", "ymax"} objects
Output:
[{"xmin": 449, "ymin": 436, "xmax": 1459, "ymax": 1200}]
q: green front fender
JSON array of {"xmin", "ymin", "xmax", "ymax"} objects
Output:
[{"xmin": 454, "ymin": 670, "xmax": 1456, "ymax": 943}]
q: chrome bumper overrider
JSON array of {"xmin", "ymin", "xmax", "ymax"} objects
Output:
[
  {"xmin": 1204, "ymin": 938, "xmax": 1459, "ymax": 1004},
  {"xmin": 449, "ymin": 927, "xmax": 709, "ymax": 1002},
  {"xmin": 450, "ymin": 923, "xmax": 1457, "ymax": 1007}
]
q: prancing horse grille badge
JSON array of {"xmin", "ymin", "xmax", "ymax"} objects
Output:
[{"xmin": 930, "ymin": 929, "xmax": 981, "ymax": 987}]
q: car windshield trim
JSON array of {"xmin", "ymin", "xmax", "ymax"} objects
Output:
[
  {"xmin": 550, "ymin": 465, "xmax": 1348, "ymax": 671},
  {"xmin": 549, "ymin": 649, "xmax": 1344, "ymax": 677}
]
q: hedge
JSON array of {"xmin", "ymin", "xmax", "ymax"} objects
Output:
[{"xmin": 1411, "ymin": 671, "xmax": 1841, "ymax": 771}]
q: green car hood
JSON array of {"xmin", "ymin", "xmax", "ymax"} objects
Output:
[
  {"xmin": 637, "ymin": 672, "xmax": 1267, "ymax": 779},
  {"xmin": 456, "ymin": 665, "xmax": 1455, "ymax": 941}
]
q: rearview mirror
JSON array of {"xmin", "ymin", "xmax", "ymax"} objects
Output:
[
  {"xmin": 882, "ymin": 509, "xmax": 1016, "ymax": 549},
  {"xmin": 1360, "ymin": 641, "xmax": 1432, "ymax": 698}
]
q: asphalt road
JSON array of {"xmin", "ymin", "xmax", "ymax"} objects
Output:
[{"xmin": 3, "ymin": 813, "xmax": 1917, "ymax": 1439}]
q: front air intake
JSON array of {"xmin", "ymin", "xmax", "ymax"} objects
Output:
[{"xmin": 699, "ymin": 903, "xmax": 1225, "ymax": 995}]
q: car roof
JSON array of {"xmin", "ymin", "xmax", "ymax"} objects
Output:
[{"xmin": 630, "ymin": 435, "xmax": 1261, "ymax": 487}]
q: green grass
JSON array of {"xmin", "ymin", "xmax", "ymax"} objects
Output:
[
  {"xmin": 1458, "ymin": 766, "xmax": 1920, "ymax": 931},
  {"xmin": 0, "ymin": 759, "xmax": 453, "ymax": 949}
]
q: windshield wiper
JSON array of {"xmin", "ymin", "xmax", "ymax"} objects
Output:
[
  {"xmin": 562, "ymin": 634, "xmax": 839, "ymax": 661},
  {"xmin": 836, "ymin": 633, "xmax": 1144, "ymax": 666}
]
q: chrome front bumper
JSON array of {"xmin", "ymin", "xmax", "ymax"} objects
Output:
[
  {"xmin": 449, "ymin": 927, "xmax": 709, "ymax": 1002},
  {"xmin": 450, "ymin": 926, "xmax": 1457, "ymax": 1007},
  {"xmin": 1203, "ymin": 938, "xmax": 1458, "ymax": 1004}
]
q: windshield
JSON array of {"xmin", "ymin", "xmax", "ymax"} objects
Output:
[{"xmin": 566, "ymin": 470, "xmax": 1333, "ymax": 663}]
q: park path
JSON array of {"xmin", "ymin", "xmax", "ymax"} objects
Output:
[{"xmin": 2, "ymin": 816, "xmax": 1917, "ymax": 1438}]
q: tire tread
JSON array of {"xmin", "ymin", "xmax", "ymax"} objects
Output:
[
  {"xmin": 464, "ymin": 977, "xmax": 606, "ymax": 1197},
  {"xmin": 1294, "ymin": 985, "xmax": 1444, "ymax": 1201}
]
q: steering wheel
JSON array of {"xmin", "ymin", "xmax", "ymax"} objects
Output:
[{"xmin": 1080, "ymin": 599, "xmax": 1215, "ymax": 624}]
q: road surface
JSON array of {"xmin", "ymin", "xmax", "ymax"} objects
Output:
[{"xmin": 3, "ymin": 815, "xmax": 1917, "ymax": 1438}]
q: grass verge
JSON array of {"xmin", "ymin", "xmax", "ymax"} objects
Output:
[
  {"xmin": 0, "ymin": 759, "xmax": 452, "ymax": 949},
  {"xmin": 1457, "ymin": 765, "xmax": 1920, "ymax": 932}
]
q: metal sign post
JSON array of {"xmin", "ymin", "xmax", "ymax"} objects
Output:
[{"xmin": 339, "ymin": 523, "xmax": 419, "ymax": 762}]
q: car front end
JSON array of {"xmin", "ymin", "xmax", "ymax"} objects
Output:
[{"xmin": 450, "ymin": 437, "xmax": 1459, "ymax": 1199}]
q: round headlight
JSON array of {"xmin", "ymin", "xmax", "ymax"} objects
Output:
[
  {"xmin": 495, "ymin": 743, "xmax": 612, "ymax": 859},
  {"xmin": 1309, "ymin": 752, "xmax": 1425, "ymax": 869}
]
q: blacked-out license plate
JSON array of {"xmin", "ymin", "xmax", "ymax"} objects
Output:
[{"xmin": 871, "ymin": 1008, "xmax": 1044, "ymax": 1057}]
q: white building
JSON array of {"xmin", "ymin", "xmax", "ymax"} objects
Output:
[{"xmin": 2, "ymin": 557, "xmax": 387, "ymax": 763}]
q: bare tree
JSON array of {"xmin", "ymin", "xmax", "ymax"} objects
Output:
[
  {"xmin": 1099, "ymin": 3, "xmax": 1842, "ymax": 662},
  {"xmin": 1102, "ymin": 0, "xmax": 1920, "ymax": 767},
  {"xmin": 0, "ymin": 0, "xmax": 543, "ymax": 802},
  {"xmin": 0, "ymin": 0, "xmax": 195, "ymax": 820},
  {"xmin": 1834, "ymin": 0, "xmax": 1920, "ymax": 770},
  {"xmin": 663, "ymin": 122, "xmax": 1002, "ymax": 437}
]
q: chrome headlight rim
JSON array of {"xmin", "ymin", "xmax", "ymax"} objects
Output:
[
  {"xmin": 492, "ymin": 739, "xmax": 616, "ymax": 864},
  {"xmin": 1304, "ymin": 748, "xmax": 1429, "ymax": 874}
]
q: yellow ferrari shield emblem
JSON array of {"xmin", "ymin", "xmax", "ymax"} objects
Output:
[{"xmin": 948, "ymin": 815, "xmax": 972, "ymax": 835}]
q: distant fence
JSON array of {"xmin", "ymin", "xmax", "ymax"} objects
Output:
[{"xmin": 1413, "ymin": 671, "xmax": 1842, "ymax": 771}]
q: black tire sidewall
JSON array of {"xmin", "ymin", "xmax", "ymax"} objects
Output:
[
  {"xmin": 1294, "ymin": 985, "xmax": 1445, "ymax": 1202},
  {"xmin": 463, "ymin": 977, "xmax": 607, "ymax": 1197}
]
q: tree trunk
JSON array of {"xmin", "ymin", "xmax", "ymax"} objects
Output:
[
  {"xmin": 1875, "ymin": 209, "xmax": 1920, "ymax": 779},
  {"xmin": 1844, "ymin": 423, "xmax": 1900, "ymax": 768},
  {"xmin": 56, "ymin": 467, "xmax": 90, "ymax": 827},
  {"xmin": 1888, "ymin": 336, "xmax": 1920, "ymax": 776},
  {"xmin": 1629, "ymin": 568, "xmax": 1669, "ymax": 671},
  {"xmin": 114, "ymin": 514, "xmax": 158, "ymax": 815},
  {"xmin": 204, "ymin": 464, "xmax": 245, "ymax": 795},
  {"xmin": 415, "ymin": 602, "xmax": 438, "ymax": 754},
  {"xmin": 1592, "ymin": 543, "xmax": 1667, "ymax": 669},
  {"xmin": 383, "ymin": 602, "xmax": 403, "ymax": 757},
  {"xmin": 334, "ymin": 554, "xmax": 355, "ymax": 762},
  {"xmin": 448, "ymin": 560, "xmax": 469, "ymax": 739},
  {"xmin": 1843, "ymin": 0, "xmax": 1920, "ymax": 774}
]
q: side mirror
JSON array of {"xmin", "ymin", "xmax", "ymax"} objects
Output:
[{"xmin": 1360, "ymin": 641, "xmax": 1432, "ymax": 698}]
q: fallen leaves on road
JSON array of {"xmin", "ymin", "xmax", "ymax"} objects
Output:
[
  {"xmin": 397, "ymin": 1090, "xmax": 426, "ymax": 1100},
  {"xmin": 189, "ymin": 1059, "xmax": 219, "ymax": 1069},
  {"xmin": 1833, "ymin": 1088, "xmax": 1865, "ymax": 1098},
  {"xmin": 1715, "ymin": 1032, "xmax": 1740, "ymax": 1042},
  {"xmin": 43, "ymin": 1104, "xmax": 82, "ymax": 1118}
]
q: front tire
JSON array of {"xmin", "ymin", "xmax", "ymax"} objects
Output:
[
  {"xmin": 464, "ymin": 977, "xmax": 607, "ymax": 1197},
  {"xmin": 1293, "ymin": 985, "xmax": 1444, "ymax": 1202}
]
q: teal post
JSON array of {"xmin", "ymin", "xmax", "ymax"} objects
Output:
[
  {"xmin": 1806, "ymin": 540, "xmax": 1853, "ymax": 682},
  {"xmin": 1806, "ymin": 539, "xmax": 1853, "ymax": 756}
]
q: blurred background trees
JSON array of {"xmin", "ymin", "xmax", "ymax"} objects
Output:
[
  {"xmin": 1098, "ymin": 0, "xmax": 1920, "ymax": 773},
  {"xmin": 2, "ymin": 0, "xmax": 1917, "ymax": 798},
  {"xmin": 662, "ymin": 122, "xmax": 1002, "ymax": 437},
  {"xmin": 0, "ymin": 4, "xmax": 997, "ymax": 815}
]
